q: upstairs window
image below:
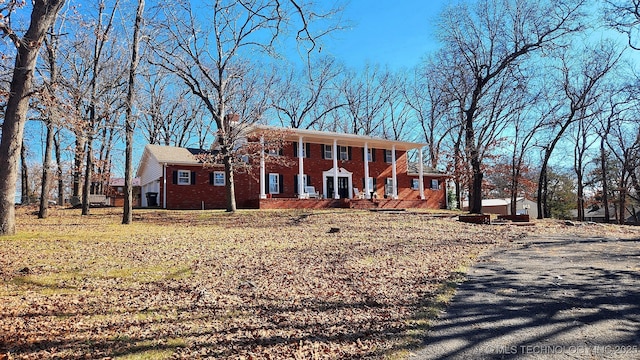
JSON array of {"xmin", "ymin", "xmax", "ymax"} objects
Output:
[
  {"xmin": 384, "ymin": 149, "xmax": 394, "ymax": 163},
  {"xmin": 293, "ymin": 142, "xmax": 311, "ymax": 158},
  {"xmin": 323, "ymin": 144, "xmax": 333, "ymax": 160},
  {"xmin": 365, "ymin": 148, "xmax": 374, "ymax": 162},
  {"xmin": 339, "ymin": 146, "xmax": 349, "ymax": 160}
]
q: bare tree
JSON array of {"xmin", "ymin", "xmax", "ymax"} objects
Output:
[
  {"xmin": 150, "ymin": 0, "xmax": 340, "ymax": 212},
  {"xmin": 505, "ymin": 99, "xmax": 551, "ymax": 216},
  {"xmin": 404, "ymin": 62, "xmax": 453, "ymax": 169},
  {"xmin": 606, "ymin": 109, "xmax": 640, "ymax": 224},
  {"xmin": 138, "ymin": 70, "xmax": 203, "ymax": 147},
  {"xmin": 436, "ymin": 0, "xmax": 586, "ymax": 214},
  {"xmin": 37, "ymin": 13, "xmax": 65, "ymax": 218},
  {"xmin": 0, "ymin": 0, "xmax": 66, "ymax": 236},
  {"xmin": 571, "ymin": 109, "xmax": 599, "ymax": 221},
  {"xmin": 536, "ymin": 41, "xmax": 622, "ymax": 219},
  {"xmin": 271, "ymin": 56, "xmax": 344, "ymax": 130},
  {"xmin": 339, "ymin": 64, "xmax": 393, "ymax": 136},
  {"xmin": 381, "ymin": 70, "xmax": 412, "ymax": 141},
  {"xmin": 80, "ymin": 0, "xmax": 122, "ymax": 215},
  {"xmin": 605, "ymin": 0, "xmax": 640, "ymax": 50},
  {"xmin": 123, "ymin": 0, "xmax": 145, "ymax": 225}
]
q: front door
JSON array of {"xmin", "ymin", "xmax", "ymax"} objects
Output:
[
  {"xmin": 326, "ymin": 176, "xmax": 350, "ymax": 199},
  {"xmin": 338, "ymin": 177, "xmax": 349, "ymax": 198}
]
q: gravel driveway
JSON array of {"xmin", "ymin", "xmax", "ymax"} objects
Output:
[{"xmin": 411, "ymin": 233, "xmax": 640, "ymax": 359}]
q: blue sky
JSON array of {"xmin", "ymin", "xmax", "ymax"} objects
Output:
[{"xmin": 324, "ymin": 0, "xmax": 449, "ymax": 69}]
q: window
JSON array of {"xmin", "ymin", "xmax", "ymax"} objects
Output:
[
  {"xmin": 293, "ymin": 142, "xmax": 310, "ymax": 158},
  {"xmin": 365, "ymin": 148, "xmax": 374, "ymax": 162},
  {"xmin": 213, "ymin": 171, "xmax": 225, "ymax": 186},
  {"xmin": 385, "ymin": 178, "xmax": 394, "ymax": 196},
  {"xmin": 339, "ymin": 146, "xmax": 349, "ymax": 160},
  {"xmin": 269, "ymin": 173, "xmax": 280, "ymax": 194},
  {"xmin": 431, "ymin": 179, "xmax": 439, "ymax": 190},
  {"xmin": 294, "ymin": 174, "xmax": 309, "ymax": 194},
  {"xmin": 323, "ymin": 144, "xmax": 333, "ymax": 159},
  {"xmin": 177, "ymin": 170, "xmax": 191, "ymax": 185},
  {"xmin": 365, "ymin": 177, "xmax": 374, "ymax": 191},
  {"xmin": 412, "ymin": 179, "xmax": 420, "ymax": 190},
  {"xmin": 384, "ymin": 149, "xmax": 394, "ymax": 163}
]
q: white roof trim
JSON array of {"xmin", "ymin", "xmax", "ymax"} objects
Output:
[{"xmin": 251, "ymin": 125, "xmax": 426, "ymax": 150}]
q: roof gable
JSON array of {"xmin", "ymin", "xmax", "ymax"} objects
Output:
[{"xmin": 144, "ymin": 144, "xmax": 203, "ymax": 165}]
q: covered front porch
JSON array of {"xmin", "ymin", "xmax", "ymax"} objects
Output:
[{"xmin": 257, "ymin": 127, "xmax": 430, "ymax": 201}]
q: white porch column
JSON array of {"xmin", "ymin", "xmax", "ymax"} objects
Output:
[
  {"xmin": 259, "ymin": 136, "xmax": 266, "ymax": 199},
  {"xmin": 419, "ymin": 148, "xmax": 425, "ymax": 200},
  {"xmin": 162, "ymin": 164, "xmax": 167, "ymax": 209},
  {"xmin": 333, "ymin": 139, "xmax": 339, "ymax": 199},
  {"xmin": 298, "ymin": 136, "xmax": 305, "ymax": 198},
  {"xmin": 364, "ymin": 142, "xmax": 370, "ymax": 199},
  {"xmin": 392, "ymin": 145, "xmax": 398, "ymax": 199}
]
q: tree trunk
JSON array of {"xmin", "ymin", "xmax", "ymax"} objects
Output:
[
  {"xmin": 576, "ymin": 173, "xmax": 584, "ymax": 221},
  {"xmin": 469, "ymin": 156, "xmax": 483, "ymax": 214},
  {"xmin": 537, "ymin": 157, "xmax": 548, "ymax": 220},
  {"xmin": 0, "ymin": 0, "xmax": 65, "ymax": 235},
  {"xmin": 537, "ymin": 114, "xmax": 576, "ymax": 219},
  {"xmin": 618, "ymin": 181, "xmax": 626, "ymax": 225},
  {"xmin": 72, "ymin": 135, "xmax": 85, "ymax": 198},
  {"xmin": 21, "ymin": 142, "xmax": 30, "ymax": 205},
  {"xmin": 600, "ymin": 137, "xmax": 610, "ymax": 223},
  {"xmin": 38, "ymin": 121, "xmax": 54, "ymax": 218},
  {"xmin": 123, "ymin": 0, "xmax": 145, "ymax": 225},
  {"xmin": 82, "ymin": 135, "xmax": 93, "ymax": 215},
  {"xmin": 465, "ymin": 84, "xmax": 483, "ymax": 214},
  {"xmin": 54, "ymin": 129, "xmax": 64, "ymax": 205},
  {"xmin": 223, "ymin": 150, "xmax": 237, "ymax": 212},
  {"xmin": 509, "ymin": 171, "xmax": 519, "ymax": 216}
]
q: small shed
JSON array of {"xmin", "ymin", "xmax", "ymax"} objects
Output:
[
  {"xmin": 106, "ymin": 177, "xmax": 141, "ymax": 207},
  {"xmin": 463, "ymin": 197, "xmax": 538, "ymax": 218}
]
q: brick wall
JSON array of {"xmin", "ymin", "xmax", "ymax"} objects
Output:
[{"xmin": 163, "ymin": 165, "xmax": 259, "ymax": 210}]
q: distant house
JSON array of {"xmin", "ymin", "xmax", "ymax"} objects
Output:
[
  {"xmin": 105, "ymin": 177, "xmax": 141, "ymax": 207},
  {"xmin": 571, "ymin": 206, "xmax": 639, "ymax": 224},
  {"xmin": 136, "ymin": 126, "xmax": 449, "ymax": 210},
  {"xmin": 462, "ymin": 197, "xmax": 538, "ymax": 218}
]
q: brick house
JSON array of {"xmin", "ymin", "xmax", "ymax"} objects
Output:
[{"xmin": 136, "ymin": 126, "xmax": 449, "ymax": 210}]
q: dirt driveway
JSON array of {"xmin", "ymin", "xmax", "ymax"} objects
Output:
[{"xmin": 411, "ymin": 232, "xmax": 640, "ymax": 359}]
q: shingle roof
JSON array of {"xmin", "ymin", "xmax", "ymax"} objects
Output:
[
  {"xmin": 144, "ymin": 144, "xmax": 203, "ymax": 165},
  {"xmin": 109, "ymin": 178, "xmax": 141, "ymax": 187}
]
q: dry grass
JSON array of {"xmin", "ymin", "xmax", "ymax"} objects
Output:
[{"xmin": 1, "ymin": 207, "xmax": 637, "ymax": 359}]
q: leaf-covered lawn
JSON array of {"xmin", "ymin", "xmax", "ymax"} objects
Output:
[{"xmin": 1, "ymin": 208, "xmax": 636, "ymax": 359}]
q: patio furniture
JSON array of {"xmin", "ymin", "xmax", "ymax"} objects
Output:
[{"xmin": 305, "ymin": 186, "xmax": 320, "ymax": 198}]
